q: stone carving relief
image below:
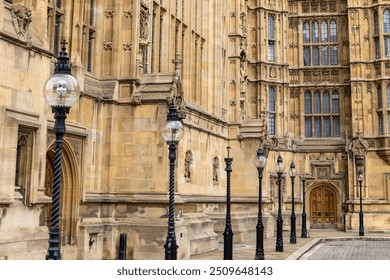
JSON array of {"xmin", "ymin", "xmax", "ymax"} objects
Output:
[
  {"xmin": 170, "ymin": 53, "xmax": 187, "ymax": 119},
  {"xmin": 103, "ymin": 42, "xmax": 113, "ymax": 51},
  {"xmin": 123, "ymin": 43, "xmax": 132, "ymax": 51},
  {"xmin": 259, "ymin": 123, "xmax": 279, "ymax": 157},
  {"xmin": 185, "ymin": 150, "xmax": 193, "ymax": 182},
  {"xmin": 329, "ymin": 1, "xmax": 336, "ymax": 12},
  {"xmin": 130, "ymin": 95, "xmax": 142, "ymax": 105},
  {"xmin": 11, "ymin": 3, "xmax": 32, "ymax": 40},
  {"xmin": 317, "ymin": 167, "xmax": 329, "ymax": 179},
  {"xmin": 240, "ymin": 12, "xmax": 247, "ymax": 36},
  {"xmin": 347, "ymin": 136, "xmax": 368, "ymax": 157},
  {"xmin": 240, "ymin": 51, "xmax": 248, "ymax": 93},
  {"xmin": 105, "ymin": 10, "xmax": 114, "ymax": 18},
  {"xmin": 140, "ymin": 0, "xmax": 150, "ymax": 40},
  {"xmin": 289, "ymin": 18, "xmax": 299, "ymax": 29},
  {"xmin": 269, "ymin": 66, "xmax": 276, "ymax": 79},
  {"xmin": 302, "ymin": 2, "xmax": 309, "ymax": 13},
  {"xmin": 124, "ymin": 10, "xmax": 133, "ymax": 18},
  {"xmin": 386, "ymin": 63, "xmax": 390, "ymax": 75},
  {"xmin": 213, "ymin": 157, "xmax": 219, "ymax": 186},
  {"xmin": 221, "ymin": 108, "xmax": 227, "ymax": 121},
  {"xmin": 311, "ymin": 2, "xmax": 319, "ymax": 13}
]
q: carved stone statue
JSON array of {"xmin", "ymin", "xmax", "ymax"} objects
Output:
[
  {"xmin": 171, "ymin": 53, "xmax": 187, "ymax": 119},
  {"xmin": 239, "ymin": 52, "xmax": 248, "ymax": 93},
  {"xmin": 213, "ymin": 157, "xmax": 219, "ymax": 185},
  {"xmin": 184, "ymin": 150, "xmax": 193, "ymax": 182},
  {"xmin": 11, "ymin": 3, "xmax": 32, "ymax": 40},
  {"xmin": 140, "ymin": 2, "xmax": 150, "ymax": 40}
]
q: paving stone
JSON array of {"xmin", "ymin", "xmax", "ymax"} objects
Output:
[{"xmin": 190, "ymin": 230, "xmax": 390, "ymax": 260}]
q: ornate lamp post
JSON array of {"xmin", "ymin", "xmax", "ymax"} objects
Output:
[
  {"xmin": 162, "ymin": 102, "xmax": 184, "ymax": 260},
  {"xmin": 301, "ymin": 176, "xmax": 308, "ymax": 238},
  {"xmin": 289, "ymin": 162, "xmax": 297, "ymax": 244},
  {"xmin": 43, "ymin": 41, "xmax": 80, "ymax": 260},
  {"xmin": 254, "ymin": 147, "xmax": 267, "ymax": 260},
  {"xmin": 275, "ymin": 154, "xmax": 285, "ymax": 252},
  {"xmin": 223, "ymin": 146, "xmax": 234, "ymax": 260},
  {"xmin": 358, "ymin": 170, "xmax": 364, "ymax": 236}
]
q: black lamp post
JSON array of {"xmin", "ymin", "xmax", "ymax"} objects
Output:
[
  {"xmin": 162, "ymin": 102, "xmax": 184, "ymax": 260},
  {"xmin": 43, "ymin": 41, "xmax": 80, "ymax": 260},
  {"xmin": 275, "ymin": 154, "xmax": 285, "ymax": 252},
  {"xmin": 254, "ymin": 147, "xmax": 267, "ymax": 260},
  {"xmin": 301, "ymin": 176, "xmax": 308, "ymax": 238},
  {"xmin": 223, "ymin": 146, "xmax": 234, "ymax": 260},
  {"xmin": 358, "ymin": 170, "xmax": 364, "ymax": 236},
  {"xmin": 289, "ymin": 162, "xmax": 297, "ymax": 244}
]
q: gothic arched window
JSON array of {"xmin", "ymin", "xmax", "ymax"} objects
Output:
[
  {"xmin": 303, "ymin": 21, "xmax": 310, "ymax": 43},
  {"xmin": 378, "ymin": 85, "xmax": 383, "ymax": 109},
  {"xmin": 374, "ymin": 11, "xmax": 379, "ymax": 35},
  {"xmin": 302, "ymin": 19, "xmax": 337, "ymax": 66},
  {"xmin": 304, "ymin": 90, "xmax": 311, "ymax": 114},
  {"xmin": 377, "ymin": 85, "xmax": 383, "ymax": 135},
  {"xmin": 323, "ymin": 90, "xmax": 330, "ymax": 113},
  {"xmin": 330, "ymin": 20, "xmax": 337, "ymax": 42},
  {"xmin": 321, "ymin": 21, "xmax": 328, "ymax": 42},
  {"xmin": 384, "ymin": 10, "xmax": 390, "ymax": 33},
  {"xmin": 312, "ymin": 21, "xmax": 319, "ymax": 43},
  {"xmin": 387, "ymin": 84, "xmax": 390, "ymax": 108},
  {"xmin": 374, "ymin": 10, "xmax": 380, "ymax": 58},
  {"xmin": 268, "ymin": 86, "xmax": 276, "ymax": 135},
  {"xmin": 268, "ymin": 15, "xmax": 275, "ymax": 61},
  {"xmin": 304, "ymin": 89, "xmax": 340, "ymax": 138}
]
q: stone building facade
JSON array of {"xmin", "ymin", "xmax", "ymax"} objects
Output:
[{"xmin": 1, "ymin": 0, "xmax": 390, "ymax": 260}]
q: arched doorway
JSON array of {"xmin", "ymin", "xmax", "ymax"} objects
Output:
[
  {"xmin": 310, "ymin": 186, "xmax": 337, "ymax": 229},
  {"xmin": 45, "ymin": 140, "xmax": 80, "ymax": 246}
]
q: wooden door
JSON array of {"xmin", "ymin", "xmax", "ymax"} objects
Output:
[{"xmin": 310, "ymin": 186, "xmax": 337, "ymax": 229}]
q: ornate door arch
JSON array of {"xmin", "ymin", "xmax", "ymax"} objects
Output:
[{"xmin": 310, "ymin": 186, "xmax": 337, "ymax": 229}]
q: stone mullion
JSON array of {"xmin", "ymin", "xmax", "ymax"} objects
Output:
[
  {"xmin": 70, "ymin": 0, "xmax": 84, "ymax": 65},
  {"xmin": 120, "ymin": 0, "xmax": 134, "ymax": 77}
]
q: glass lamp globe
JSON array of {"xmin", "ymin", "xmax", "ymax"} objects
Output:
[
  {"xmin": 44, "ymin": 73, "xmax": 80, "ymax": 107},
  {"xmin": 254, "ymin": 148, "xmax": 267, "ymax": 168},
  {"xmin": 289, "ymin": 162, "xmax": 298, "ymax": 177},
  {"xmin": 358, "ymin": 170, "xmax": 364, "ymax": 182},
  {"xmin": 162, "ymin": 119, "xmax": 184, "ymax": 142},
  {"xmin": 162, "ymin": 104, "xmax": 184, "ymax": 142},
  {"xmin": 275, "ymin": 154, "xmax": 285, "ymax": 173}
]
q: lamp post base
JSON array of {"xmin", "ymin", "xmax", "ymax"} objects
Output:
[
  {"xmin": 255, "ymin": 223, "xmax": 264, "ymax": 260},
  {"xmin": 276, "ymin": 219, "xmax": 283, "ymax": 252},
  {"xmin": 223, "ymin": 227, "xmax": 234, "ymax": 260},
  {"xmin": 164, "ymin": 235, "xmax": 178, "ymax": 260}
]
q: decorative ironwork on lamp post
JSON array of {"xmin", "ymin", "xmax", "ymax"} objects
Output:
[
  {"xmin": 43, "ymin": 41, "xmax": 80, "ymax": 260},
  {"xmin": 162, "ymin": 102, "xmax": 184, "ymax": 260},
  {"xmin": 358, "ymin": 169, "xmax": 364, "ymax": 236},
  {"xmin": 275, "ymin": 154, "xmax": 285, "ymax": 252},
  {"xmin": 301, "ymin": 176, "xmax": 308, "ymax": 238},
  {"xmin": 289, "ymin": 162, "xmax": 297, "ymax": 244},
  {"xmin": 223, "ymin": 146, "xmax": 234, "ymax": 260},
  {"xmin": 254, "ymin": 147, "xmax": 267, "ymax": 260}
]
